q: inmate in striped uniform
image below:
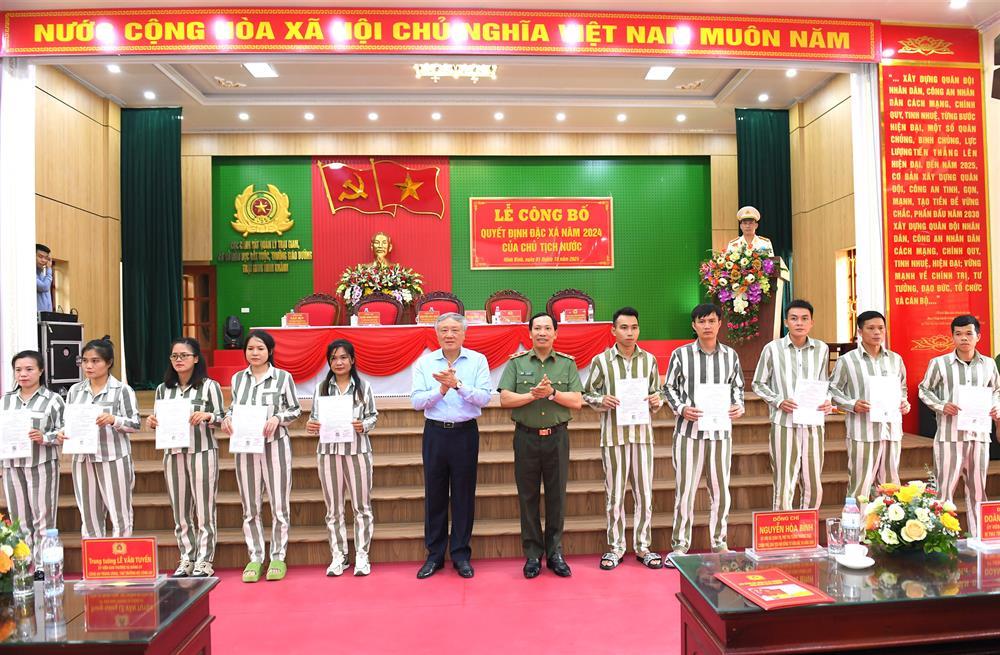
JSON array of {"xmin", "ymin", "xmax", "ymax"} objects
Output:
[
  {"xmin": 583, "ymin": 345, "xmax": 661, "ymax": 559},
  {"xmin": 752, "ymin": 336, "xmax": 831, "ymax": 511},
  {"xmin": 154, "ymin": 378, "xmax": 225, "ymax": 566},
  {"xmin": 66, "ymin": 375, "xmax": 141, "ymax": 538},
  {"xmin": 830, "ymin": 347, "xmax": 909, "ymax": 500},
  {"xmin": 311, "ymin": 379, "xmax": 378, "ymax": 564},
  {"xmin": 1, "ymin": 386, "xmax": 64, "ymax": 563},
  {"xmin": 918, "ymin": 351, "xmax": 1000, "ymax": 537},
  {"xmin": 228, "ymin": 366, "xmax": 301, "ymax": 563},
  {"xmin": 661, "ymin": 341, "xmax": 744, "ymax": 553}
]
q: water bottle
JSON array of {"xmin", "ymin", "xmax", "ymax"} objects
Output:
[
  {"xmin": 40, "ymin": 529, "xmax": 64, "ymax": 599},
  {"xmin": 842, "ymin": 496, "xmax": 861, "ymax": 545},
  {"xmin": 587, "ymin": 304, "xmax": 594, "ymax": 322}
]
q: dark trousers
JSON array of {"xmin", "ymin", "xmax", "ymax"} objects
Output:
[
  {"xmin": 513, "ymin": 424, "xmax": 569, "ymax": 559},
  {"xmin": 422, "ymin": 420, "xmax": 480, "ymax": 564}
]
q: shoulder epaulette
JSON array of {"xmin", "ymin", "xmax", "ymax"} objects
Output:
[
  {"xmin": 554, "ymin": 350, "xmax": 576, "ymax": 361},
  {"xmin": 509, "ymin": 350, "xmax": 531, "ymax": 359}
]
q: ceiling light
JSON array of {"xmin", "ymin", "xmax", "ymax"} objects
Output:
[
  {"xmin": 758, "ymin": 93, "xmax": 770, "ymax": 102},
  {"xmin": 95, "ymin": 22, "xmax": 116, "ymax": 44},
  {"xmin": 949, "ymin": 0, "xmax": 968, "ymax": 8},
  {"xmin": 555, "ymin": 112, "xmax": 566, "ymax": 122},
  {"xmin": 645, "ymin": 66, "xmax": 676, "ymax": 81},
  {"xmin": 143, "ymin": 90, "xmax": 156, "ymax": 100},
  {"xmin": 882, "ymin": 48, "xmax": 896, "ymax": 58},
  {"xmin": 106, "ymin": 64, "xmax": 121, "ymax": 74},
  {"xmin": 368, "ymin": 112, "xmax": 379, "ymax": 121},
  {"xmin": 493, "ymin": 111, "xmax": 504, "ymax": 121},
  {"xmin": 785, "ymin": 69, "xmax": 798, "ymax": 78},
  {"xmin": 243, "ymin": 62, "xmax": 278, "ymax": 78},
  {"xmin": 676, "ymin": 114, "xmax": 687, "ymax": 122},
  {"xmin": 616, "ymin": 113, "xmax": 627, "ymax": 123},
  {"xmin": 304, "ymin": 112, "xmax": 315, "ymax": 121},
  {"xmin": 431, "ymin": 112, "xmax": 442, "ymax": 121},
  {"xmin": 238, "ymin": 112, "xmax": 249, "ymax": 121}
]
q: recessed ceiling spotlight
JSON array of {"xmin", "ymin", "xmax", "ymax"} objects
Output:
[
  {"xmin": 493, "ymin": 111, "xmax": 505, "ymax": 121},
  {"xmin": 106, "ymin": 64, "xmax": 121, "ymax": 74},
  {"xmin": 645, "ymin": 66, "xmax": 676, "ymax": 81},
  {"xmin": 758, "ymin": 93, "xmax": 770, "ymax": 102},
  {"xmin": 243, "ymin": 62, "xmax": 278, "ymax": 78},
  {"xmin": 676, "ymin": 114, "xmax": 687, "ymax": 122},
  {"xmin": 616, "ymin": 113, "xmax": 627, "ymax": 123},
  {"xmin": 431, "ymin": 111, "xmax": 442, "ymax": 121},
  {"xmin": 143, "ymin": 90, "xmax": 156, "ymax": 100},
  {"xmin": 304, "ymin": 112, "xmax": 315, "ymax": 121},
  {"xmin": 882, "ymin": 48, "xmax": 896, "ymax": 58},
  {"xmin": 368, "ymin": 112, "xmax": 379, "ymax": 121},
  {"xmin": 949, "ymin": 0, "xmax": 968, "ymax": 8},
  {"xmin": 555, "ymin": 112, "xmax": 566, "ymax": 122},
  {"xmin": 238, "ymin": 112, "xmax": 250, "ymax": 121},
  {"xmin": 785, "ymin": 69, "xmax": 798, "ymax": 78}
]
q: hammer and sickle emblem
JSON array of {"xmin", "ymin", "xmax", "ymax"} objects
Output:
[{"xmin": 338, "ymin": 174, "xmax": 368, "ymax": 201}]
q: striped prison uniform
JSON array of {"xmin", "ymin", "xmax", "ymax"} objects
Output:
[
  {"xmin": 1, "ymin": 386, "xmax": 64, "ymax": 563},
  {"xmin": 918, "ymin": 351, "xmax": 1000, "ymax": 537},
  {"xmin": 583, "ymin": 345, "xmax": 661, "ymax": 558},
  {"xmin": 228, "ymin": 366, "xmax": 301, "ymax": 563},
  {"xmin": 311, "ymin": 378, "xmax": 378, "ymax": 562},
  {"xmin": 751, "ymin": 336, "xmax": 831, "ymax": 511},
  {"xmin": 154, "ymin": 379, "xmax": 225, "ymax": 565},
  {"xmin": 830, "ymin": 346, "xmax": 909, "ymax": 500},
  {"xmin": 66, "ymin": 376, "xmax": 141, "ymax": 538},
  {"xmin": 661, "ymin": 341, "xmax": 744, "ymax": 553}
]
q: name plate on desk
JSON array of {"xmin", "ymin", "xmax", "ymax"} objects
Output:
[
  {"xmin": 465, "ymin": 310, "xmax": 488, "ymax": 325},
  {"xmin": 416, "ymin": 310, "xmax": 440, "ymax": 325},
  {"xmin": 498, "ymin": 309, "xmax": 522, "ymax": 324},
  {"xmin": 82, "ymin": 537, "xmax": 159, "ymax": 581},
  {"xmin": 561, "ymin": 308, "xmax": 588, "ymax": 323},
  {"xmin": 747, "ymin": 510, "xmax": 822, "ymax": 560},
  {"xmin": 357, "ymin": 312, "xmax": 381, "ymax": 326},
  {"xmin": 969, "ymin": 502, "xmax": 1000, "ymax": 552},
  {"xmin": 283, "ymin": 312, "xmax": 310, "ymax": 327}
]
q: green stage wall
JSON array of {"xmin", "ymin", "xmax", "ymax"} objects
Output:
[{"xmin": 450, "ymin": 157, "xmax": 711, "ymax": 339}]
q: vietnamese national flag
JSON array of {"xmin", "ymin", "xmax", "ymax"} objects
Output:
[
  {"xmin": 317, "ymin": 160, "xmax": 384, "ymax": 215},
  {"xmin": 372, "ymin": 159, "xmax": 445, "ymax": 218}
]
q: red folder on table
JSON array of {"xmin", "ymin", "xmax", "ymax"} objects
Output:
[{"xmin": 715, "ymin": 568, "xmax": 834, "ymax": 611}]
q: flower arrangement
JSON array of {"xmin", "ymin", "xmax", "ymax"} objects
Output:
[
  {"xmin": 862, "ymin": 480, "xmax": 960, "ymax": 557},
  {"xmin": 0, "ymin": 515, "xmax": 30, "ymax": 594},
  {"xmin": 699, "ymin": 244, "xmax": 779, "ymax": 342},
  {"xmin": 336, "ymin": 263, "xmax": 424, "ymax": 312}
]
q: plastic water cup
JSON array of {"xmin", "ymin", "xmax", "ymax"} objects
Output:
[{"xmin": 826, "ymin": 518, "xmax": 845, "ymax": 555}]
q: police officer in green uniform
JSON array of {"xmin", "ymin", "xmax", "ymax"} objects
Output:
[{"xmin": 498, "ymin": 312, "xmax": 583, "ymax": 579}]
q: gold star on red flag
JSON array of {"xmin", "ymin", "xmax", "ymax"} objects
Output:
[{"xmin": 394, "ymin": 173, "xmax": 423, "ymax": 202}]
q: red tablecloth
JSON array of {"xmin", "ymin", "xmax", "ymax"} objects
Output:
[{"xmin": 266, "ymin": 323, "xmax": 616, "ymax": 382}]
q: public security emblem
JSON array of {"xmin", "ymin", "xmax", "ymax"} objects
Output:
[{"xmin": 232, "ymin": 184, "xmax": 294, "ymax": 237}]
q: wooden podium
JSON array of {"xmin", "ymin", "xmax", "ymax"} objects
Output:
[{"xmin": 718, "ymin": 267, "xmax": 786, "ymax": 386}]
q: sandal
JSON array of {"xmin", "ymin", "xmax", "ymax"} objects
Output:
[
  {"xmin": 637, "ymin": 551, "xmax": 664, "ymax": 569},
  {"xmin": 265, "ymin": 560, "xmax": 287, "ymax": 581},
  {"xmin": 599, "ymin": 552, "xmax": 621, "ymax": 571},
  {"xmin": 242, "ymin": 561, "xmax": 262, "ymax": 583},
  {"xmin": 663, "ymin": 550, "xmax": 685, "ymax": 570}
]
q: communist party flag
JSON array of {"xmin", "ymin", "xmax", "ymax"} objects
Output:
[
  {"xmin": 371, "ymin": 159, "xmax": 445, "ymax": 218},
  {"xmin": 317, "ymin": 161, "xmax": 383, "ymax": 215}
]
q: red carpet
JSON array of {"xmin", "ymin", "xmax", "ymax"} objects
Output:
[{"xmin": 209, "ymin": 557, "xmax": 682, "ymax": 654}]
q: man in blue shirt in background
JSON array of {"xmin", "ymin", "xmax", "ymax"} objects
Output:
[{"xmin": 36, "ymin": 243, "xmax": 52, "ymax": 312}]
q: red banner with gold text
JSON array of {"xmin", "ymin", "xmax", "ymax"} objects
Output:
[
  {"xmin": 470, "ymin": 197, "xmax": 613, "ymax": 269},
  {"xmin": 880, "ymin": 25, "xmax": 992, "ymax": 432},
  {"xmin": 1, "ymin": 8, "xmax": 878, "ymax": 60}
]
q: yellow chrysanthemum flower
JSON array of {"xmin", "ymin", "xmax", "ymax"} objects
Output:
[
  {"xmin": 12, "ymin": 541, "xmax": 30, "ymax": 560},
  {"xmin": 895, "ymin": 485, "xmax": 920, "ymax": 504},
  {"xmin": 941, "ymin": 513, "xmax": 960, "ymax": 532}
]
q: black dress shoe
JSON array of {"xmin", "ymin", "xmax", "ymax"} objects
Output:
[
  {"xmin": 33, "ymin": 570, "xmax": 44, "ymax": 581},
  {"xmin": 523, "ymin": 558, "xmax": 541, "ymax": 579},
  {"xmin": 546, "ymin": 554, "xmax": 572, "ymax": 577},
  {"xmin": 416, "ymin": 560, "xmax": 443, "ymax": 579},
  {"xmin": 453, "ymin": 561, "xmax": 474, "ymax": 578}
]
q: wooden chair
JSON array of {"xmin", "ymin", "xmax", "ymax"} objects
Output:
[
  {"xmin": 415, "ymin": 291, "xmax": 464, "ymax": 315},
  {"xmin": 486, "ymin": 289, "xmax": 531, "ymax": 323},
  {"xmin": 293, "ymin": 293, "xmax": 346, "ymax": 326},
  {"xmin": 546, "ymin": 289, "xmax": 594, "ymax": 320},
  {"xmin": 356, "ymin": 293, "xmax": 404, "ymax": 325}
]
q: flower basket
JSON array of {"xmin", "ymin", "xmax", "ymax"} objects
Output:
[
  {"xmin": 336, "ymin": 264, "xmax": 424, "ymax": 313},
  {"xmin": 0, "ymin": 515, "xmax": 30, "ymax": 595},
  {"xmin": 699, "ymin": 245, "xmax": 779, "ymax": 343},
  {"xmin": 862, "ymin": 481, "xmax": 960, "ymax": 557}
]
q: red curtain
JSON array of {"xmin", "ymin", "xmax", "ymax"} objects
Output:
[{"xmin": 271, "ymin": 323, "xmax": 616, "ymax": 381}]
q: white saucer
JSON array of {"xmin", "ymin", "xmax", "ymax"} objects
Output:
[{"xmin": 835, "ymin": 554, "xmax": 874, "ymax": 569}]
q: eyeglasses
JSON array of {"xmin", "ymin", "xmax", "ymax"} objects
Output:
[{"xmin": 169, "ymin": 353, "xmax": 195, "ymax": 361}]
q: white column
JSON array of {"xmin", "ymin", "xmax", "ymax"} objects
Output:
[
  {"xmin": 0, "ymin": 58, "xmax": 37, "ymax": 393},
  {"xmin": 850, "ymin": 65, "xmax": 886, "ymax": 320}
]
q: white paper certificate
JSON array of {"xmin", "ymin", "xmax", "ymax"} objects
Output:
[
  {"xmin": 62, "ymin": 404, "xmax": 102, "ymax": 455},
  {"xmin": 154, "ymin": 398, "xmax": 193, "ymax": 450},
  {"xmin": 956, "ymin": 385, "xmax": 993, "ymax": 433},
  {"xmin": 615, "ymin": 377, "xmax": 651, "ymax": 426},
  {"xmin": 317, "ymin": 395, "xmax": 355, "ymax": 444},
  {"xmin": 694, "ymin": 383, "xmax": 732, "ymax": 433},
  {"xmin": 230, "ymin": 404, "xmax": 268, "ymax": 454},
  {"xmin": 0, "ymin": 410, "xmax": 33, "ymax": 460},
  {"xmin": 792, "ymin": 380, "xmax": 829, "ymax": 427},
  {"xmin": 866, "ymin": 375, "xmax": 902, "ymax": 424}
]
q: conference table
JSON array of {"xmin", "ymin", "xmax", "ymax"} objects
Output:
[
  {"xmin": 1, "ymin": 577, "xmax": 217, "ymax": 653},
  {"xmin": 265, "ymin": 321, "xmax": 615, "ymax": 396},
  {"xmin": 675, "ymin": 548, "xmax": 1000, "ymax": 654}
]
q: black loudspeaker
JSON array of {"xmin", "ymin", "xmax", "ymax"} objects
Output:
[{"xmin": 37, "ymin": 320, "xmax": 84, "ymax": 395}]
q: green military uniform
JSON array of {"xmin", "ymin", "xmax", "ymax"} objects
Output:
[{"xmin": 498, "ymin": 349, "xmax": 583, "ymax": 560}]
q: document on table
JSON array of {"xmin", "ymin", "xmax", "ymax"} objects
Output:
[
  {"xmin": 154, "ymin": 398, "xmax": 193, "ymax": 450},
  {"xmin": 317, "ymin": 395, "xmax": 355, "ymax": 443},
  {"xmin": 956, "ymin": 385, "xmax": 993, "ymax": 433},
  {"xmin": 866, "ymin": 375, "xmax": 902, "ymax": 424},
  {"xmin": 230, "ymin": 404, "xmax": 268, "ymax": 454},
  {"xmin": 62, "ymin": 404, "xmax": 102, "ymax": 455},
  {"xmin": 615, "ymin": 377, "xmax": 651, "ymax": 426},
  {"xmin": 792, "ymin": 380, "xmax": 829, "ymax": 427},
  {"xmin": 0, "ymin": 410, "xmax": 34, "ymax": 460},
  {"xmin": 694, "ymin": 383, "xmax": 732, "ymax": 433}
]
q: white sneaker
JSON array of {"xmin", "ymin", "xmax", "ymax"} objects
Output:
[
  {"xmin": 326, "ymin": 556, "xmax": 347, "ymax": 577},
  {"xmin": 173, "ymin": 560, "xmax": 194, "ymax": 578},
  {"xmin": 191, "ymin": 561, "xmax": 214, "ymax": 577},
  {"xmin": 354, "ymin": 553, "xmax": 371, "ymax": 576}
]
